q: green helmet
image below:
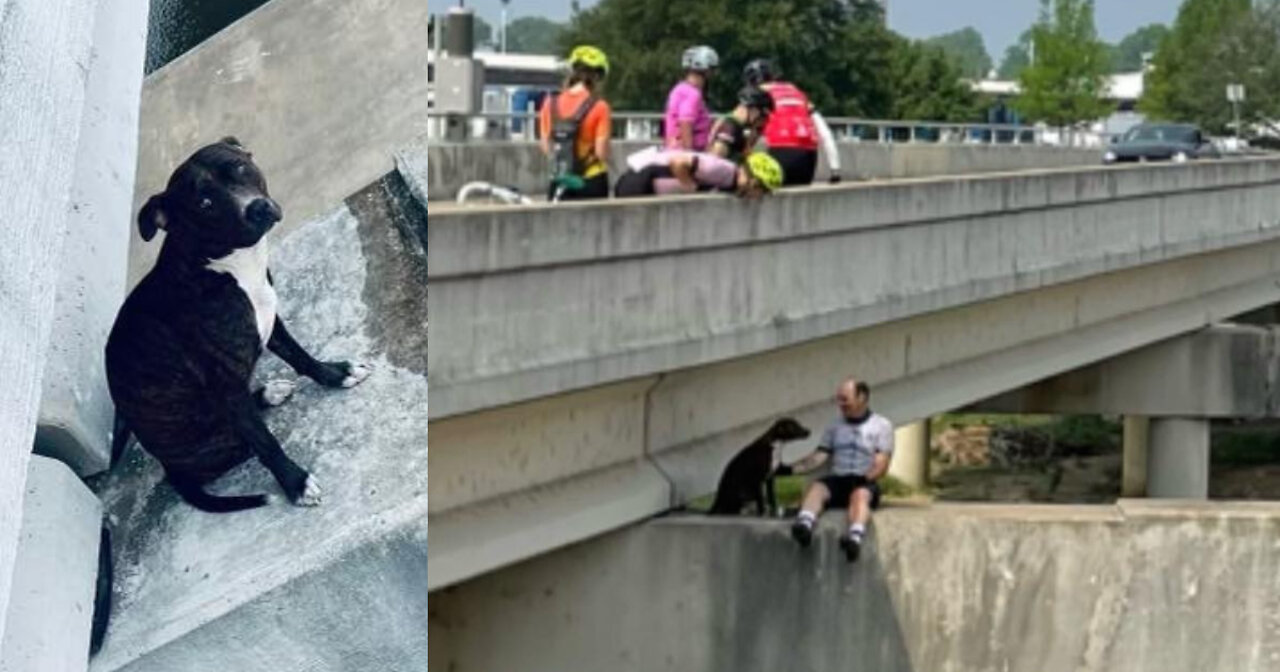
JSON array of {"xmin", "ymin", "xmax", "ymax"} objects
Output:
[
  {"xmin": 569, "ymin": 45, "xmax": 610, "ymax": 74},
  {"xmin": 746, "ymin": 152, "xmax": 784, "ymax": 192}
]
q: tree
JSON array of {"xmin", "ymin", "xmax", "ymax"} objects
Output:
[
  {"xmin": 997, "ymin": 30, "xmax": 1033, "ymax": 80},
  {"xmin": 556, "ymin": 0, "xmax": 976, "ymax": 121},
  {"xmin": 473, "ymin": 16, "xmax": 495, "ymax": 50},
  {"xmin": 426, "ymin": 14, "xmax": 496, "ymax": 52},
  {"xmin": 505, "ymin": 17, "xmax": 565, "ymax": 55},
  {"xmin": 891, "ymin": 39, "xmax": 981, "ymax": 120},
  {"xmin": 1016, "ymin": 0, "xmax": 1112, "ymax": 127},
  {"xmin": 1141, "ymin": 0, "xmax": 1269, "ymax": 134},
  {"xmin": 1110, "ymin": 23, "xmax": 1169, "ymax": 72},
  {"xmin": 925, "ymin": 27, "xmax": 993, "ymax": 80}
]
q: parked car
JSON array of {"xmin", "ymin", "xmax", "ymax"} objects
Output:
[{"xmin": 1103, "ymin": 123, "xmax": 1220, "ymax": 165}]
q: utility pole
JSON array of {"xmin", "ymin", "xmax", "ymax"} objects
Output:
[{"xmin": 501, "ymin": 0, "xmax": 510, "ymax": 53}]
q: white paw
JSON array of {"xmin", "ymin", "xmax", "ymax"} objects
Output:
[
  {"xmin": 261, "ymin": 379, "xmax": 296, "ymax": 407},
  {"xmin": 341, "ymin": 363, "xmax": 372, "ymax": 388},
  {"xmin": 295, "ymin": 475, "xmax": 322, "ymax": 507}
]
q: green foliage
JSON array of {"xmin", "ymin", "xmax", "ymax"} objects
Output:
[
  {"xmin": 1109, "ymin": 23, "xmax": 1169, "ymax": 72},
  {"xmin": 891, "ymin": 39, "xmax": 981, "ymax": 121},
  {"xmin": 557, "ymin": 0, "xmax": 976, "ymax": 122},
  {"xmin": 505, "ymin": 17, "xmax": 566, "ymax": 55},
  {"xmin": 1016, "ymin": 0, "xmax": 1112, "ymax": 126},
  {"xmin": 1140, "ymin": 0, "xmax": 1280, "ymax": 135},
  {"xmin": 924, "ymin": 27, "xmax": 994, "ymax": 80},
  {"xmin": 997, "ymin": 30, "xmax": 1034, "ymax": 80}
]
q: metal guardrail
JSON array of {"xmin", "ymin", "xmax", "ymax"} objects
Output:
[{"xmin": 426, "ymin": 110, "xmax": 1121, "ymax": 148}]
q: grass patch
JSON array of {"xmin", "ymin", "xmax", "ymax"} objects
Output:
[{"xmin": 685, "ymin": 474, "xmax": 916, "ymax": 513}]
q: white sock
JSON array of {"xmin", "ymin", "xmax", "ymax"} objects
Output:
[
  {"xmin": 849, "ymin": 523, "xmax": 865, "ymax": 539},
  {"xmin": 797, "ymin": 511, "xmax": 816, "ymax": 526}
]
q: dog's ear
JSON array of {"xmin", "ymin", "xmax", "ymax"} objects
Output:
[
  {"xmin": 220, "ymin": 136, "xmax": 243, "ymax": 148},
  {"xmin": 137, "ymin": 195, "xmax": 169, "ymax": 242}
]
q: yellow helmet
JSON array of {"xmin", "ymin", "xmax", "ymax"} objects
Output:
[
  {"xmin": 746, "ymin": 152, "xmax": 784, "ymax": 192},
  {"xmin": 569, "ymin": 45, "xmax": 610, "ymax": 75}
]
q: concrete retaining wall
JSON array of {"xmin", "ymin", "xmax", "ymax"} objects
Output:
[
  {"xmin": 0, "ymin": 0, "xmax": 104, "ymax": 641},
  {"xmin": 128, "ymin": 0, "xmax": 432, "ymax": 285},
  {"xmin": 432, "ymin": 502, "xmax": 1280, "ymax": 672},
  {"xmin": 421, "ymin": 139, "xmax": 1101, "ymax": 201}
]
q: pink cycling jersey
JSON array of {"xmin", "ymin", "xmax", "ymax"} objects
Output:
[{"xmin": 664, "ymin": 81, "xmax": 713, "ymax": 151}]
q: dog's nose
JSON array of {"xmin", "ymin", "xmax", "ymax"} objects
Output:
[{"xmin": 246, "ymin": 198, "xmax": 282, "ymax": 227}]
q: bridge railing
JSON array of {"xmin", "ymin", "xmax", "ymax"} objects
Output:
[{"xmin": 426, "ymin": 110, "xmax": 1120, "ymax": 148}]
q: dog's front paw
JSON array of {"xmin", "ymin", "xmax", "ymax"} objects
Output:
[
  {"xmin": 260, "ymin": 379, "xmax": 296, "ymax": 407},
  {"xmin": 312, "ymin": 361, "xmax": 372, "ymax": 389},
  {"xmin": 291, "ymin": 475, "xmax": 322, "ymax": 507}
]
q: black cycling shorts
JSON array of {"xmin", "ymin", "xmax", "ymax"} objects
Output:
[
  {"xmin": 550, "ymin": 173, "xmax": 610, "ymax": 202},
  {"xmin": 768, "ymin": 147, "xmax": 818, "ymax": 186},
  {"xmin": 818, "ymin": 474, "xmax": 882, "ymax": 511}
]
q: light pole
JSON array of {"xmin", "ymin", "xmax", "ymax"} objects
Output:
[{"xmin": 501, "ymin": 0, "xmax": 510, "ymax": 53}]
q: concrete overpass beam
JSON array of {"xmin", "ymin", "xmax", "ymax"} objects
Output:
[{"xmin": 1147, "ymin": 418, "xmax": 1211, "ymax": 499}]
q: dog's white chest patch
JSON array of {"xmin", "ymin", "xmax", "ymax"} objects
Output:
[{"xmin": 206, "ymin": 240, "xmax": 277, "ymax": 345}]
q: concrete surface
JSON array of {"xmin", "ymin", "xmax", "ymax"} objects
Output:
[
  {"xmin": 428, "ymin": 158, "xmax": 1280, "ymax": 589},
  {"xmin": 429, "ymin": 159, "xmax": 1280, "ymax": 419},
  {"xmin": 1148, "ymin": 418, "xmax": 1211, "ymax": 498},
  {"xmin": 966, "ymin": 324, "xmax": 1280, "ymax": 417},
  {"xmin": 0, "ymin": 0, "xmax": 99, "ymax": 641},
  {"xmin": 128, "ymin": 0, "xmax": 432, "ymax": 286},
  {"xmin": 90, "ymin": 175, "xmax": 428, "ymax": 671},
  {"xmin": 37, "ymin": 0, "xmax": 149, "ymax": 477},
  {"xmin": 0, "ymin": 457, "xmax": 104, "ymax": 672},
  {"xmin": 1123, "ymin": 416, "xmax": 1149, "ymax": 497},
  {"xmin": 419, "ymin": 138, "xmax": 1101, "ymax": 202},
  {"xmin": 431, "ymin": 502, "xmax": 1280, "ymax": 672},
  {"xmin": 889, "ymin": 421, "xmax": 929, "ymax": 488}
]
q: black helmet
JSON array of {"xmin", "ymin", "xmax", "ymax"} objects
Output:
[
  {"xmin": 743, "ymin": 59, "xmax": 777, "ymax": 86},
  {"xmin": 738, "ymin": 86, "xmax": 775, "ymax": 113}
]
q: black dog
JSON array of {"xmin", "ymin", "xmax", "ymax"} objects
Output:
[
  {"xmin": 709, "ymin": 418, "xmax": 811, "ymax": 516},
  {"xmin": 105, "ymin": 137, "xmax": 369, "ymax": 513}
]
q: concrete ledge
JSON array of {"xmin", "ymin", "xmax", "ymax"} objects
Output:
[
  {"xmin": 91, "ymin": 179, "xmax": 428, "ymax": 671},
  {"xmin": 432, "ymin": 503, "xmax": 1280, "ymax": 672},
  {"xmin": 128, "ymin": 0, "xmax": 433, "ymax": 285},
  {"xmin": 421, "ymin": 139, "xmax": 1101, "ymax": 201},
  {"xmin": 0, "ymin": 456, "xmax": 103, "ymax": 672}
]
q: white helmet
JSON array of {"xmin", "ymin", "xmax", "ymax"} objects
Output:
[{"xmin": 682, "ymin": 45, "xmax": 719, "ymax": 72}]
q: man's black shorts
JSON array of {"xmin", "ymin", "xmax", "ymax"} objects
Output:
[{"xmin": 819, "ymin": 474, "xmax": 882, "ymax": 510}]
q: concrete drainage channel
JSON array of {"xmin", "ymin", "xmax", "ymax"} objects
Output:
[{"xmin": 83, "ymin": 167, "xmax": 428, "ymax": 672}]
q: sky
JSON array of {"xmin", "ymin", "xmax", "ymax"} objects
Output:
[{"xmin": 447, "ymin": 0, "xmax": 1185, "ymax": 61}]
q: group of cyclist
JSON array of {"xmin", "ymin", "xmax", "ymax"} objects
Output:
[{"xmin": 537, "ymin": 44, "xmax": 843, "ymax": 203}]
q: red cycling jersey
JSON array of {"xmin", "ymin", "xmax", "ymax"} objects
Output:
[{"xmin": 762, "ymin": 82, "xmax": 819, "ymax": 151}]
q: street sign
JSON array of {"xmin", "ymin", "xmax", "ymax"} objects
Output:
[{"xmin": 1227, "ymin": 84, "xmax": 1246, "ymax": 103}]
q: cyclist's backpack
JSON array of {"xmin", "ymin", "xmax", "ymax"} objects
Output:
[{"xmin": 549, "ymin": 93, "xmax": 600, "ymax": 181}]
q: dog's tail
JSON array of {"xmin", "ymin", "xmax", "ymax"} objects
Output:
[
  {"xmin": 168, "ymin": 475, "xmax": 269, "ymax": 513},
  {"xmin": 89, "ymin": 524, "xmax": 113, "ymax": 656}
]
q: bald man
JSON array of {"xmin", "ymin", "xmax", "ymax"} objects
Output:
[{"xmin": 775, "ymin": 378, "xmax": 894, "ymax": 563}]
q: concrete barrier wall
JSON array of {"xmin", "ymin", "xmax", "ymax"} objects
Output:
[
  {"xmin": 0, "ymin": 0, "xmax": 102, "ymax": 641},
  {"xmin": 429, "ymin": 158, "xmax": 1280, "ymax": 418},
  {"xmin": 431, "ymin": 502, "xmax": 1280, "ymax": 672},
  {"xmin": 128, "ymin": 0, "xmax": 431, "ymax": 285},
  {"xmin": 422, "ymin": 139, "xmax": 1101, "ymax": 201}
]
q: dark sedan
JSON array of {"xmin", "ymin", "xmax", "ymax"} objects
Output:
[{"xmin": 1103, "ymin": 123, "xmax": 1220, "ymax": 165}]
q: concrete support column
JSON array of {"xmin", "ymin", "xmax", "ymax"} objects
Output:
[
  {"xmin": 1122, "ymin": 415, "xmax": 1149, "ymax": 497},
  {"xmin": 1147, "ymin": 418, "xmax": 1210, "ymax": 499},
  {"xmin": 889, "ymin": 420, "xmax": 929, "ymax": 489}
]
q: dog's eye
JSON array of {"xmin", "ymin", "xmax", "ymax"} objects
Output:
[{"xmin": 199, "ymin": 198, "xmax": 213, "ymax": 210}]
